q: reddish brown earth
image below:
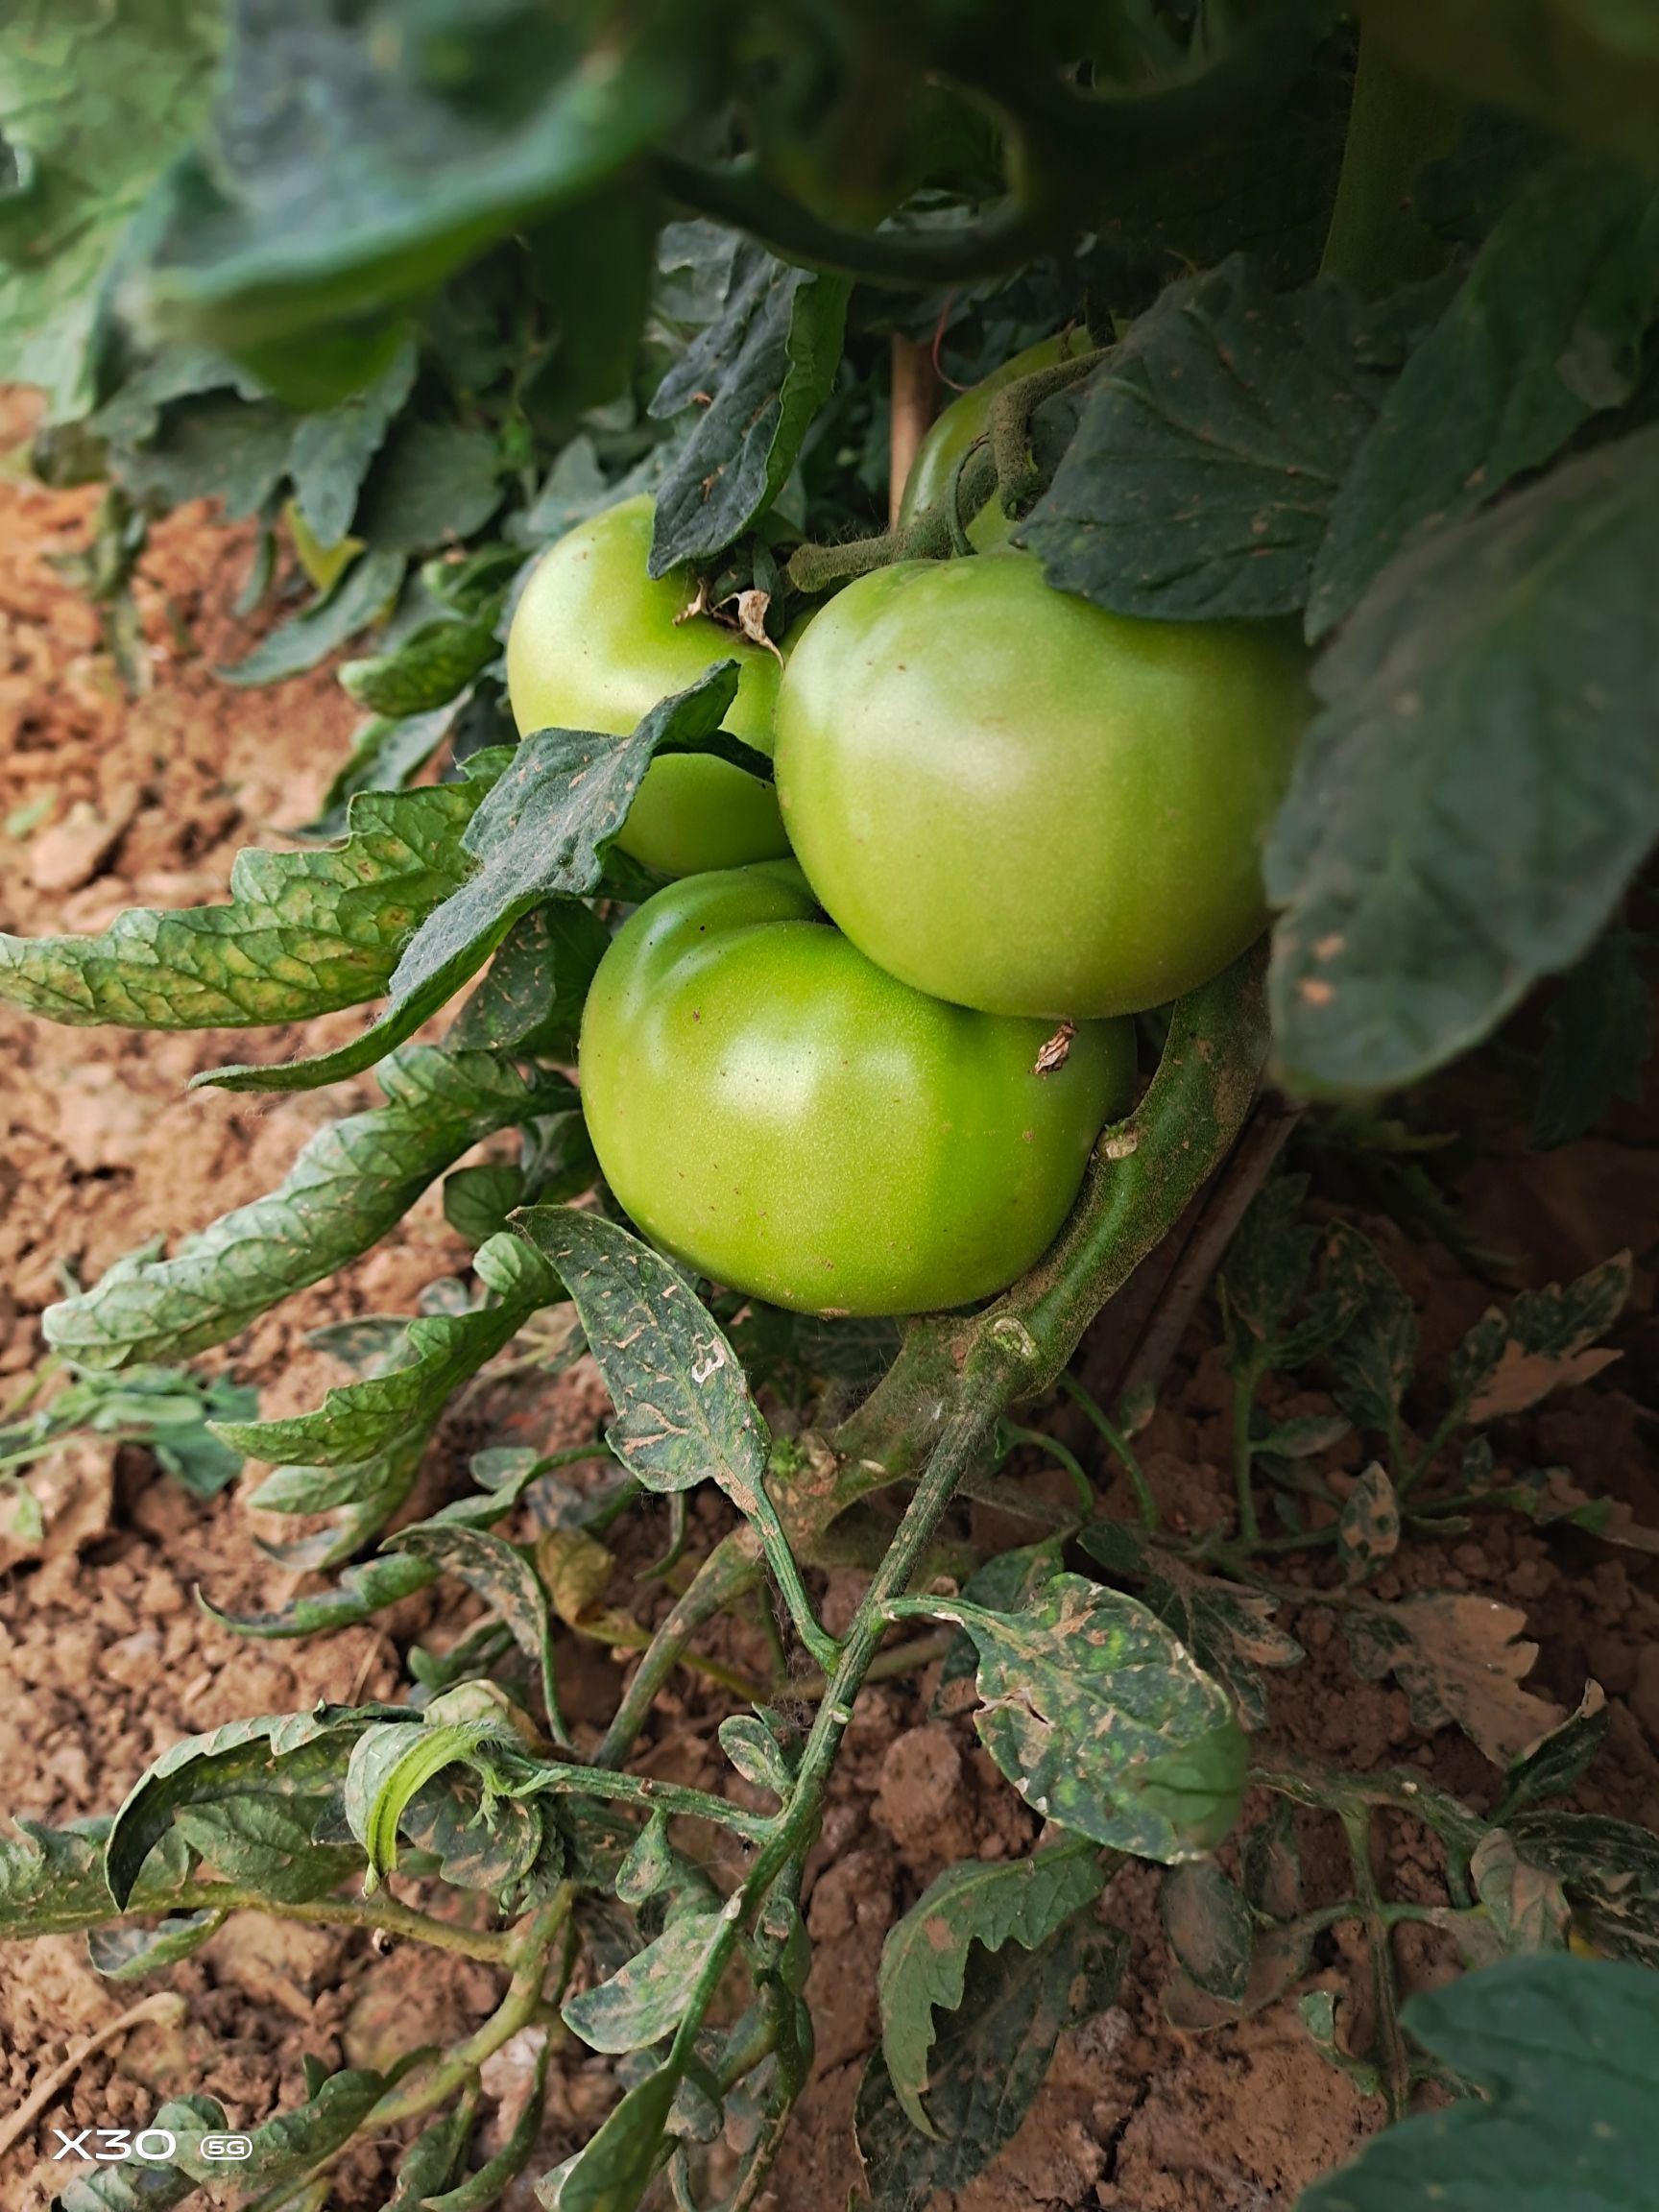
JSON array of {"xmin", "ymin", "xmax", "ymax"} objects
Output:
[{"xmin": 1, "ymin": 389, "xmax": 1656, "ymax": 2212}]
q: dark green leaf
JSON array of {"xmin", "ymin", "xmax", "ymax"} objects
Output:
[
  {"xmin": 383, "ymin": 2099, "xmax": 475, "ymax": 2212},
  {"xmin": 913, "ymin": 1575, "xmax": 1246, "ymax": 1861},
  {"xmin": 1242, "ymin": 1802, "xmax": 1304, "ymax": 1923},
  {"xmin": 401, "ymin": 1771, "xmax": 547, "ymax": 1896},
  {"xmin": 1023, "ymin": 258, "xmax": 1441, "ymax": 620},
  {"xmin": 512, "ymin": 1208, "xmax": 766, "ymax": 1508},
  {"xmin": 45, "ymin": 1050, "xmax": 568, "ymax": 1368},
  {"xmin": 856, "ymin": 1915, "xmax": 1125, "ymax": 2212},
  {"xmin": 1310, "ymin": 155, "xmax": 1659, "ymax": 636},
  {"xmin": 1341, "ymin": 1593, "xmax": 1564, "ymax": 1766},
  {"xmin": 290, "ymin": 338, "xmax": 418, "ymax": 548},
  {"xmin": 563, "ymin": 1909, "xmax": 724, "ymax": 2055},
  {"xmin": 1267, "ymin": 426, "xmax": 1659, "ymax": 1095},
  {"xmin": 385, "ymin": 1523, "xmax": 565, "ymax": 1740},
  {"xmin": 535, "ymin": 2062, "xmax": 676, "ymax": 2212},
  {"xmin": 449, "ymin": 900, "xmax": 613, "ymax": 1060},
  {"xmin": 0, "ymin": 775, "xmax": 480, "ymax": 1029},
  {"xmin": 1161, "ymin": 1861, "xmax": 1255, "ymax": 2004},
  {"xmin": 173, "ymin": 2065, "xmax": 385, "ymax": 2191},
  {"xmin": 202, "ymin": 665, "xmax": 741, "ymax": 1094},
  {"xmin": 1324, "ymin": 1234, "xmax": 1416, "ymax": 1437},
  {"xmin": 341, "ymin": 616, "xmax": 497, "ymax": 718},
  {"xmin": 223, "ymin": 1231, "xmax": 563, "ymax": 1470},
  {"xmin": 1531, "ymin": 924, "xmax": 1651, "ymax": 1149},
  {"xmin": 355, "ymin": 419, "xmax": 504, "ymax": 555},
  {"xmin": 116, "ymin": 390, "xmax": 296, "ymax": 518},
  {"xmin": 1219, "ymin": 1174, "xmax": 1322, "ymax": 1364},
  {"xmin": 522, "ymin": 183, "xmax": 659, "ymax": 431},
  {"xmin": 171, "ymin": 1791, "xmax": 362, "ymax": 1901},
  {"xmin": 296, "ymin": 705, "xmax": 464, "ymax": 844},
  {"xmin": 649, "ymin": 245, "xmax": 850, "ymax": 573},
  {"xmin": 1297, "ymin": 1956, "xmax": 1659, "ymax": 2212},
  {"xmin": 55, "ymin": 2095, "xmax": 227, "ymax": 2212},
  {"xmin": 217, "ymin": 544, "xmax": 406, "ymax": 685},
  {"xmin": 444, "ymin": 1162, "xmax": 528, "ymax": 1248},
  {"xmin": 878, "ymin": 1840, "xmax": 1105, "ymax": 2136},
  {"xmin": 1496, "ymin": 1682, "xmax": 1610, "ymax": 1819},
  {"xmin": 1506, "ymin": 1812, "xmax": 1659, "ymax": 1966},
  {"xmin": 205, "ymin": 1550, "xmax": 440, "ymax": 1640}
]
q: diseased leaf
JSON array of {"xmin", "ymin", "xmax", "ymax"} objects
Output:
[
  {"xmin": 344, "ymin": 1716, "xmax": 510, "ymax": 1888},
  {"xmin": 1506, "ymin": 1812, "xmax": 1659, "ymax": 1967},
  {"xmin": 1325, "ymin": 1234, "xmax": 1416, "ymax": 1439},
  {"xmin": 172, "ymin": 2065, "xmax": 385, "ymax": 2190},
  {"xmin": 0, "ymin": 1817, "xmax": 121, "ymax": 1937},
  {"xmin": 1496, "ymin": 1682, "xmax": 1609, "ymax": 1819},
  {"xmin": 205, "ymin": 1549, "xmax": 439, "ymax": 1641},
  {"xmin": 1161, "ymin": 1862, "xmax": 1255, "ymax": 2004},
  {"xmin": 44, "ymin": 1050, "xmax": 568, "ymax": 1368},
  {"xmin": 218, "ymin": 545, "xmax": 406, "ymax": 685},
  {"xmin": 1337, "ymin": 1464, "xmax": 1401, "ymax": 1578},
  {"xmin": 401, "ymin": 1771, "xmax": 549, "ymax": 1897},
  {"xmin": 341, "ymin": 614, "xmax": 498, "ymax": 717},
  {"xmin": 86, "ymin": 1910, "xmax": 225, "ymax": 1979},
  {"xmin": 717, "ymin": 1713, "xmax": 795, "ymax": 1797},
  {"xmin": 382, "ymin": 2099, "xmax": 475, "ymax": 2212},
  {"xmin": 878, "ymin": 1840, "xmax": 1105, "ymax": 2136},
  {"xmin": 55, "ymin": 2096, "xmax": 227, "ymax": 2212},
  {"xmin": 1297, "ymin": 1956, "xmax": 1659, "ymax": 2212},
  {"xmin": 223, "ymin": 1233, "xmax": 563, "ymax": 1469},
  {"xmin": 1452, "ymin": 1254, "xmax": 1631, "ymax": 1423},
  {"xmin": 649, "ymin": 246, "xmax": 850, "ymax": 573},
  {"xmin": 1022, "ymin": 257, "xmax": 1447, "ymax": 619},
  {"xmin": 1532, "ymin": 924, "xmax": 1652, "ymax": 1151},
  {"xmin": 1471, "ymin": 1829, "xmax": 1573, "ymax": 1955},
  {"xmin": 203, "ymin": 665, "xmax": 743, "ymax": 1094},
  {"xmin": 1140, "ymin": 1558, "xmax": 1304, "ymax": 1732},
  {"xmin": 1310, "ymin": 155, "xmax": 1659, "ymax": 635},
  {"xmin": 535, "ymin": 2061, "xmax": 677, "ymax": 2211},
  {"xmin": 0, "ymin": 778, "xmax": 484, "ymax": 1029},
  {"xmin": 1267, "ymin": 427, "xmax": 1659, "ymax": 1095},
  {"xmin": 856, "ymin": 1915, "xmax": 1125, "ymax": 2212},
  {"xmin": 1219, "ymin": 1173, "xmax": 1324, "ymax": 1362},
  {"xmin": 563, "ymin": 1908, "xmax": 726, "ymax": 2055},
  {"xmin": 171, "ymin": 1792, "xmax": 363, "ymax": 1902},
  {"xmin": 386, "ymin": 1523, "xmax": 565, "ymax": 1741},
  {"xmin": 905, "ymin": 1575, "xmax": 1245, "ymax": 1862},
  {"xmin": 1341, "ymin": 1593, "xmax": 1565, "ymax": 1766},
  {"xmin": 449, "ymin": 900, "xmax": 613, "ymax": 1060}
]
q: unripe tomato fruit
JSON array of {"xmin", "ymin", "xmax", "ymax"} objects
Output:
[
  {"xmin": 775, "ymin": 554, "xmax": 1310, "ymax": 1019},
  {"xmin": 578, "ymin": 862, "xmax": 1136, "ymax": 1316},
  {"xmin": 505, "ymin": 494, "xmax": 790, "ymax": 878},
  {"xmin": 897, "ymin": 329, "xmax": 1097, "ymax": 550}
]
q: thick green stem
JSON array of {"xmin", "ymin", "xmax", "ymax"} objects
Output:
[
  {"xmin": 1320, "ymin": 29, "xmax": 1459, "ymax": 296},
  {"xmin": 1340, "ymin": 1806, "xmax": 1411, "ymax": 2117}
]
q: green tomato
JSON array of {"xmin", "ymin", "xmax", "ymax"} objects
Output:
[
  {"xmin": 505, "ymin": 493, "xmax": 790, "ymax": 878},
  {"xmin": 578, "ymin": 861, "xmax": 1136, "ymax": 1317},
  {"xmin": 774, "ymin": 554, "xmax": 1310, "ymax": 1020},
  {"xmin": 898, "ymin": 330, "xmax": 1097, "ymax": 551}
]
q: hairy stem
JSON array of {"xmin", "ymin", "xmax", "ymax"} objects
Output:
[{"xmin": 1319, "ymin": 28, "xmax": 1459, "ymax": 296}]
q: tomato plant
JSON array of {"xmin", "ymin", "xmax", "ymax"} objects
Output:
[
  {"xmin": 1, "ymin": 7, "xmax": 1657, "ymax": 2212},
  {"xmin": 579, "ymin": 860, "xmax": 1137, "ymax": 1312}
]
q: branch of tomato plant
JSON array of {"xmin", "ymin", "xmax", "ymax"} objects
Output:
[
  {"xmin": 597, "ymin": 1525, "xmax": 765, "ymax": 1767},
  {"xmin": 27, "ymin": 1877, "xmax": 519, "ymax": 1966}
]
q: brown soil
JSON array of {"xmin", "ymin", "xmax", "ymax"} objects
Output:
[{"xmin": 2, "ymin": 388, "xmax": 1657, "ymax": 2212}]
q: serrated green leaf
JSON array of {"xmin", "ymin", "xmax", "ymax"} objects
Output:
[
  {"xmin": 1022, "ymin": 258, "xmax": 1446, "ymax": 620},
  {"xmin": 444, "ymin": 1162, "xmax": 529, "ymax": 1248},
  {"xmin": 1310, "ymin": 155, "xmax": 1659, "ymax": 637},
  {"xmin": 0, "ymin": 777, "xmax": 482, "ymax": 1029},
  {"xmin": 878, "ymin": 1840, "xmax": 1104, "ymax": 2136},
  {"xmin": 0, "ymin": 2, "xmax": 222, "ymax": 419},
  {"xmin": 223, "ymin": 1232, "xmax": 562, "ymax": 1470},
  {"xmin": 449, "ymin": 899, "xmax": 613, "ymax": 1060},
  {"xmin": 385, "ymin": 1522, "xmax": 565, "ymax": 1741},
  {"xmin": 290, "ymin": 338, "xmax": 418, "ymax": 549},
  {"xmin": 1297, "ymin": 1956, "xmax": 1659, "ymax": 2212},
  {"xmin": 341, "ymin": 614, "xmax": 498, "ymax": 717},
  {"xmin": 856, "ymin": 1914, "xmax": 1124, "ymax": 2212},
  {"xmin": 907, "ymin": 1575, "xmax": 1245, "ymax": 1862},
  {"xmin": 1531, "ymin": 924, "xmax": 1652, "ymax": 1150},
  {"xmin": 1267, "ymin": 426, "xmax": 1659, "ymax": 1095},
  {"xmin": 107, "ymin": 1703, "xmax": 400, "ymax": 1907},
  {"xmin": 55, "ymin": 2095, "xmax": 228, "ymax": 2212},
  {"xmin": 202, "ymin": 664, "xmax": 743, "ymax": 1094},
  {"xmin": 562, "ymin": 1908, "xmax": 726, "ymax": 2055},
  {"xmin": 648, "ymin": 245, "xmax": 850, "ymax": 573},
  {"xmin": 218, "ymin": 544, "xmax": 407, "ymax": 685},
  {"xmin": 45, "ymin": 1050, "xmax": 566, "ymax": 1369}
]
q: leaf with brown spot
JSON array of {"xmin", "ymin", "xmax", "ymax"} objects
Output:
[
  {"xmin": 1336, "ymin": 1462, "xmax": 1401, "ymax": 1579},
  {"xmin": 1340, "ymin": 1592, "xmax": 1564, "ymax": 1765},
  {"xmin": 562, "ymin": 1908, "xmax": 726, "ymax": 2054},
  {"xmin": 1456, "ymin": 1253, "xmax": 1631, "ymax": 1421},
  {"xmin": 878, "ymin": 1839, "xmax": 1105, "ymax": 2137},
  {"xmin": 1472, "ymin": 1829, "xmax": 1573, "ymax": 1956}
]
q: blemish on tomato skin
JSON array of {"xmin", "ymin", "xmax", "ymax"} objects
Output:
[{"xmin": 1299, "ymin": 977, "xmax": 1335, "ymax": 1006}]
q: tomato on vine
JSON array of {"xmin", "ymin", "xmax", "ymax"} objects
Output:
[
  {"xmin": 578, "ymin": 860, "xmax": 1137, "ymax": 1316},
  {"xmin": 775, "ymin": 552, "xmax": 1310, "ymax": 1020},
  {"xmin": 506, "ymin": 493, "xmax": 791, "ymax": 878}
]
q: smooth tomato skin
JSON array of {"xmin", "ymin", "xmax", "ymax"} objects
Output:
[
  {"xmin": 774, "ymin": 555, "xmax": 1310, "ymax": 1020},
  {"xmin": 505, "ymin": 494, "xmax": 789, "ymax": 878},
  {"xmin": 898, "ymin": 330, "xmax": 1096, "ymax": 550},
  {"xmin": 578, "ymin": 862, "xmax": 1136, "ymax": 1317}
]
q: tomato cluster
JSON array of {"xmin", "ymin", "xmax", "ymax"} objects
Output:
[{"xmin": 506, "ymin": 357, "xmax": 1309, "ymax": 1316}]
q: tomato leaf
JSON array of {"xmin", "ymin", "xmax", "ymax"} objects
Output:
[
  {"xmin": 1340, "ymin": 1593, "xmax": 1565, "ymax": 1766},
  {"xmin": 171, "ymin": 2065, "xmax": 387, "ymax": 2191},
  {"xmin": 217, "ymin": 543, "xmax": 408, "ymax": 684},
  {"xmin": 385, "ymin": 1523, "xmax": 566, "ymax": 1741},
  {"xmin": 86, "ymin": 1910, "xmax": 226, "ymax": 1980},
  {"xmin": 341, "ymin": 615, "xmax": 498, "ymax": 718},
  {"xmin": 535, "ymin": 2062, "xmax": 678, "ymax": 2212},
  {"xmin": 1297, "ymin": 1956, "xmax": 1659, "ymax": 2212},
  {"xmin": 54, "ymin": 2096, "xmax": 228, "ymax": 2212},
  {"xmin": 1310, "ymin": 154, "xmax": 1659, "ymax": 637},
  {"xmin": 43, "ymin": 1048, "xmax": 569, "ymax": 1368},
  {"xmin": 0, "ymin": 776, "xmax": 484, "ymax": 1029},
  {"xmin": 288, "ymin": 336, "xmax": 418, "ymax": 547},
  {"xmin": 1161, "ymin": 1860, "xmax": 1255, "ymax": 2004},
  {"xmin": 563, "ymin": 1908, "xmax": 726, "ymax": 2054},
  {"xmin": 648, "ymin": 244, "xmax": 851, "ymax": 574},
  {"xmin": 899, "ymin": 1575, "xmax": 1245, "ymax": 1861},
  {"xmin": 1495, "ymin": 1683, "xmax": 1610, "ymax": 1821},
  {"xmin": 1267, "ymin": 425, "xmax": 1659, "ymax": 1095},
  {"xmin": 1503, "ymin": 1812, "xmax": 1659, "ymax": 1967},
  {"xmin": 171, "ymin": 1793, "xmax": 362, "ymax": 1904},
  {"xmin": 878, "ymin": 1839, "xmax": 1105, "ymax": 2136},
  {"xmin": 0, "ymin": 1818, "xmax": 124, "ymax": 1939},
  {"xmin": 1450, "ymin": 1254, "xmax": 1630, "ymax": 1424},
  {"xmin": 198, "ymin": 663, "xmax": 743, "ymax": 1094},
  {"xmin": 449, "ymin": 899, "xmax": 613, "ymax": 1060},
  {"xmin": 856, "ymin": 1914, "xmax": 1124, "ymax": 2212}
]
